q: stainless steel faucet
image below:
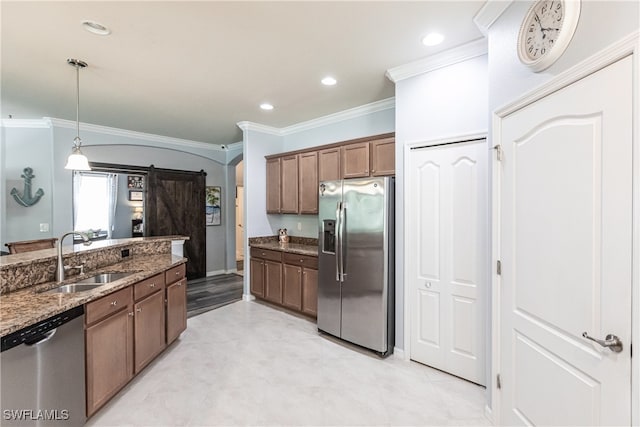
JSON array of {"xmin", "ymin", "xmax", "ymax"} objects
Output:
[{"xmin": 56, "ymin": 232, "xmax": 92, "ymax": 283}]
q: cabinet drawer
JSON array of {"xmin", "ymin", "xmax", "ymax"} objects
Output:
[
  {"xmin": 283, "ymin": 252, "xmax": 318, "ymax": 269},
  {"xmin": 134, "ymin": 273, "xmax": 165, "ymax": 302},
  {"xmin": 165, "ymin": 263, "xmax": 186, "ymax": 285},
  {"xmin": 250, "ymin": 247, "xmax": 282, "ymax": 262},
  {"xmin": 86, "ymin": 287, "xmax": 132, "ymax": 325}
]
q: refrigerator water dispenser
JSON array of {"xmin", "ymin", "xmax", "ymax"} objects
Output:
[{"xmin": 322, "ymin": 219, "xmax": 336, "ymax": 254}]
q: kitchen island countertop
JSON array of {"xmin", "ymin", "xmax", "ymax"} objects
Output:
[{"xmin": 0, "ymin": 253, "xmax": 186, "ymax": 337}]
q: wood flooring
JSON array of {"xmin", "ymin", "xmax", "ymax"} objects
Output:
[{"xmin": 187, "ymin": 273, "xmax": 243, "ymax": 318}]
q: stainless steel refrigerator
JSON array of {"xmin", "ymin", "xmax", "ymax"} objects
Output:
[{"xmin": 317, "ymin": 176, "xmax": 394, "ymax": 356}]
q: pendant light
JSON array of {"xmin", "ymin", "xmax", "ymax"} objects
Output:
[{"xmin": 64, "ymin": 58, "xmax": 91, "ymax": 171}]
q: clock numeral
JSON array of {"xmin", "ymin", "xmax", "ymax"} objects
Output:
[
  {"xmin": 527, "ymin": 37, "xmax": 532, "ymax": 43},
  {"xmin": 541, "ymin": 47, "xmax": 546, "ymax": 54},
  {"xmin": 556, "ymin": 2, "xmax": 561, "ymax": 10},
  {"xmin": 529, "ymin": 46, "xmax": 534, "ymax": 53}
]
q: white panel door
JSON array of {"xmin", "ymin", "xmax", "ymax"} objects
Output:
[
  {"xmin": 407, "ymin": 139, "xmax": 488, "ymax": 385},
  {"xmin": 499, "ymin": 57, "xmax": 632, "ymax": 425}
]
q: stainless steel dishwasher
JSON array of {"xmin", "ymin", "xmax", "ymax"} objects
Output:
[{"xmin": 1, "ymin": 305, "xmax": 86, "ymax": 427}]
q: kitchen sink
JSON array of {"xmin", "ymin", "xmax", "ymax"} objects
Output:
[
  {"xmin": 46, "ymin": 283, "xmax": 105, "ymax": 294},
  {"xmin": 42, "ymin": 272, "xmax": 135, "ymax": 294},
  {"xmin": 74, "ymin": 272, "xmax": 134, "ymax": 284}
]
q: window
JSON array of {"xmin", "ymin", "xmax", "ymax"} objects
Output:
[{"xmin": 73, "ymin": 172, "xmax": 118, "ymax": 237}]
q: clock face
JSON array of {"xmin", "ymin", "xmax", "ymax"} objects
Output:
[
  {"xmin": 517, "ymin": 0, "xmax": 581, "ymax": 72},
  {"xmin": 523, "ymin": 0, "xmax": 565, "ymax": 61}
]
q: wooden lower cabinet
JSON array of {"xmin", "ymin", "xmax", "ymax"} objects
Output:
[
  {"xmin": 251, "ymin": 248, "xmax": 318, "ymax": 318},
  {"xmin": 85, "ymin": 297, "xmax": 133, "ymax": 417},
  {"xmin": 264, "ymin": 260, "xmax": 283, "ymax": 304},
  {"xmin": 302, "ymin": 268, "xmax": 318, "ymax": 317},
  {"xmin": 166, "ymin": 278, "xmax": 187, "ymax": 344},
  {"xmin": 134, "ymin": 290, "xmax": 165, "ymax": 373},
  {"xmin": 85, "ymin": 263, "xmax": 187, "ymax": 418}
]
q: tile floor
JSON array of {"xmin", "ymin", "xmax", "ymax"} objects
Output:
[{"xmin": 86, "ymin": 301, "xmax": 491, "ymax": 426}]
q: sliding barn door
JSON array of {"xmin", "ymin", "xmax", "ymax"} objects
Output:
[{"xmin": 146, "ymin": 167, "xmax": 206, "ymax": 279}]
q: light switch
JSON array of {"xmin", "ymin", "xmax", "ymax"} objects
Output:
[{"xmin": 40, "ymin": 223, "xmax": 49, "ymax": 232}]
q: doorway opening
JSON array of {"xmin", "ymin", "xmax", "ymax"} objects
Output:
[{"xmin": 235, "ymin": 160, "xmax": 244, "ymax": 275}]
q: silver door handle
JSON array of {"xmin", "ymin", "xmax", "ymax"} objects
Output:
[
  {"xmin": 582, "ymin": 332, "xmax": 623, "ymax": 353},
  {"xmin": 339, "ymin": 206, "xmax": 346, "ymax": 281},
  {"xmin": 335, "ymin": 202, "xmax": 341, "ymax": 282}
]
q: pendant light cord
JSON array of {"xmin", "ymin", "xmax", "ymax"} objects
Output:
[{"xmin": 75, "ymin": 62, "xmax": 81, "ymax": 147}]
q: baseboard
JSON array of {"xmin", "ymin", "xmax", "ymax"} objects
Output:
[
  {"xmin": 206, "ymin": 268, "xmax": 238, "ymax": 277},
  {"xmin": 393, "ymin": 347, "xmax": 407, "ymax": 361},
  {"xmin": 484, "ymin": 405, "xmax": 494, "ymax": 424},
  {"xmin": 242, "ymin": 293, "xmax": 255, "ymax": 302}
]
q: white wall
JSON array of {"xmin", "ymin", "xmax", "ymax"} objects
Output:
[
  {"xmin": 394, "ymin": 55, "xmax": 489, "ymax": 354},
  {"xmin": 2, "ymin": 124, "xmax": 54, "ymax": 245}
]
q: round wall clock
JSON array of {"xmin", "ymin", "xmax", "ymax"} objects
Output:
[{"xmin": 517, "ymin": 0, "xmax": 581, "ymax": 72}]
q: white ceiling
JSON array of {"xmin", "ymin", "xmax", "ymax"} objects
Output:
[{"xmin": 1, "ymin": 1, "xmax": 485, "ymax": 146}]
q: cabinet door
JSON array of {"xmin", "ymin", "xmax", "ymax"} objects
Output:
[
  {"xmin": 302, "ymin": 268, "xmax": 318, "ymax": 317},
  {"xmin": 264, "ymin": 260, "xmax": 283, "ymax": 304},
  {"xmin": 250, "ymin": 258, "xmax": 265, "ymax": 297},
  {"xmin": 283, "ymin": 264, "xmax": 302, "ymax": 310},
  {"xmin": 281, "ymin": 155, "xmax": 299, "ymax": 213},
  {"xmin": 298, "ymin": 151, "xmax": 318, "ymax": 214},
  {"xmin": 86, "ymin": 308, "xmax": 133, "ymax": 417},
  {"xmin": 318, "ymin": 147, "xmax": 341, "ymax": 182},
  {"xmin": 266, "ymin": 157, "xmax": 281, "ymax": 213},
  {"xmin": 341, "ymin": 142, "xmax": 370, "ymax": 178},
  {"xmin": 166, "ymin": 278, "xmax": 187, "ymax": 344},
  {"xmin": 134, "ymin": 290, "xmax": 166, "ymax": 374},
  {"xmin": 370, "ymin": 137, "xmax": 395, "ymax": 176}
]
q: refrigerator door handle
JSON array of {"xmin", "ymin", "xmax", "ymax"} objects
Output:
[
  {"xmin": 339, "ymin": 205, "xmax": 346, "ymax": 281},
  {"xmin": 335, "ymin": 202, "xmax": 342, "ymax": 282}
]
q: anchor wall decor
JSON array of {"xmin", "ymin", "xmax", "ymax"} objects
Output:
[{"xmin": 10, "ymin": 167, "xmax": 45, "ymax": 207}]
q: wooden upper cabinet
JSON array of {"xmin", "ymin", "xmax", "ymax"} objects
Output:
[
  {"xmin": 280, "ymin": 155, "xmax": 299, "ymax": 214},
  {"xmin": 370, "ymin": 137, "xmax": 395, "ymax": 176},
  {"xmin": 341, "ymin": 142, "xmax": 370, "ymax": 178},
  {"xmin": 266, "ymin": 157, "xmax": 281, "ymax": 213},
  {"xmin": 298, "ymin": 151, "xmax": 318, "ymax": 214},
  {"xmin": 318, "ymin": 147, "xmax": 341, "ymax": 182}
]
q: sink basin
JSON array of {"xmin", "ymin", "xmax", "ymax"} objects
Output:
[
  {"xmin": 74, "ymin": 272, "xmax": 134, "ymax": 284},
  {"xmin": 46, "ymin": 283, "xmax": 105, "ymax": 294}
]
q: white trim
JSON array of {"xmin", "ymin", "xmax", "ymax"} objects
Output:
[
  {"xmin": 385, "ymin": 38, "xmax": 487, "ymax": 83},
  {"xmin": 491, "ymin": 31, "xmax": 639, "ymax": 426},
  {"xmin": 226, "ymin": 141, "xmax": 243, "ymax": 150},
  {"xmin": 484, "ymin": 405, "xmax": 494, "ymax": 424},
  {"xmin": 236, "ymin": 121, "xmax": 281, "ymax": 135},
  {"xmin": 206, "ymin": 269, "xmax": 238, "ymax": 277},
  {"xmin": 403, "ymin": 131, "xmax": 488, "ymax": 365},
  {"xmin": 1, "ymin": 118, "xmax": 51, "ymax": 128},
  {"xmin": 473, "ymin": 0, "xmax": 514, "ymax": 36},
  {"xmin": 237, "ymin": 98, "xmax": 395, "ymax": 137},
  {"xmin": 46, "ymin": 117, "xmax": 226, "ymax": 152},
  {"xmin": 392, "ymin": 347, "xmax": 407, "ymax": 361},
  {"xmin": 242, "ymin": 293, "xmax": 255, "ymax": 302},
  {"xmin": 280, "ymin": 98, "xmax": 395, "ymax": 135}
]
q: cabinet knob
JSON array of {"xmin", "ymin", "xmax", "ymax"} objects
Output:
[
  {"xmin": 175, "ymin": 271, "xmax": 180, "ymax": 276},
  {"xmin": 110, "ymin": 301, "xmax": 118, "ymax": 307},
  {"xmin": 128, "ymin": 312, "xmax": 134, "ymax": 317},
  {"xmin": 300, "ymin": 259, "xmax": 304, "ymax": 263},
  {"xmin": 136, "ymin": 308, "xmax": 142, "ymax": 313},
  {"xmin": 149, "ymin": 283, "xmax": 156, "ymax": 288}
]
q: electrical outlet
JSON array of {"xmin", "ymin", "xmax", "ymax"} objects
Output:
[
  {"xmin": 39, "ymin": 223, "xmax": 49, "ymax": 232},
  {"xmin": 121, "ymin": 248, "xmax": 130, "ymax": 258},
  {"xmin": 297, "ymin": 222, "xmax": 302, "ymax": 231}
]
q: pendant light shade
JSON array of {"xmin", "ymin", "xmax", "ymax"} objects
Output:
[{"xmin": 65, "ymin": 58, "xmax": 91, "ymax": 171}]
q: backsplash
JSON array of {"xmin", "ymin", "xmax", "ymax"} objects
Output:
[
  {"xmin": 0, "ymin": 239, "xmax": 172, "ymax": 294},
  {"xmin": 267, "ymin": 214, "xmax": 319, "ymax": 238}
]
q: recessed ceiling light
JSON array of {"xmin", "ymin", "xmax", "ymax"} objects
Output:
[
  {"xmin": 260, "ymin": 103, "xmax": 274, "ymax": 111},
  {"xmin": 422, "ymin": 32, "xmax": 444, "ymax": 46},
  {"xmin": 82, "ymin": 20, "xmax": 111, "ymax": 36},
  {"xmin": 321, "ymin": 76, "xmax": 337, "ymax": 86}
]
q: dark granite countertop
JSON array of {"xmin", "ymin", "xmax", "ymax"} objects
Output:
[{"xmin": 249, "ymin": 236, "xmax": 318, "ymax": 257}]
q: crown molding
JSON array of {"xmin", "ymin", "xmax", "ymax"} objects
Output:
[
  {"xmin": 386, "ymin": 38, "xmax": 488, "ymax": 83},
  {"xmin": 1, "ymin": 118, "xmax": 51, "ymax": 128},
  {"xmin": 236, "ymin": 121, "xmax": 281, "ymax": 135},
  {"xmin": 226, "ymin": 141, "xmax": 243, "ymax": 151},
  {"xmin": 473, "ymin": 0, "xmax": 513, "ymax": 35},
  {"xmin": 280, "ymin": 98, "xmax": 395, "ymax": 135},
  {"xmin": 237, "ymin": 98, "xmax": 395, "ymax": 138},
  {"xmin": 46, "ymin": 117, "xmax": 225, "ymax": 151}
]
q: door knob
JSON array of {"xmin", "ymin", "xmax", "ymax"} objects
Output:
[{"xmin": 582, "ymin": 332, "xmax": 623, "ymax": 353}]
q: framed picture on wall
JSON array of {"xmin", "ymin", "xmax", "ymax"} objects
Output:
[
  {"xmin": 129, "ymin": 190, "xmax": 143, "ymax": 201},
  {"xmin": 205, "ymin": 186, "xmax": 221, "ymax": 226},
  {"xmin": 127, "ymin": 175, "xmax": 144, "ymax": 189}
]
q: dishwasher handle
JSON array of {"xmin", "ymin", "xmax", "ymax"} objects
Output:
[{"xmin": 24, "ymin": 329, "xmax": 57, "ymax": 346}]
